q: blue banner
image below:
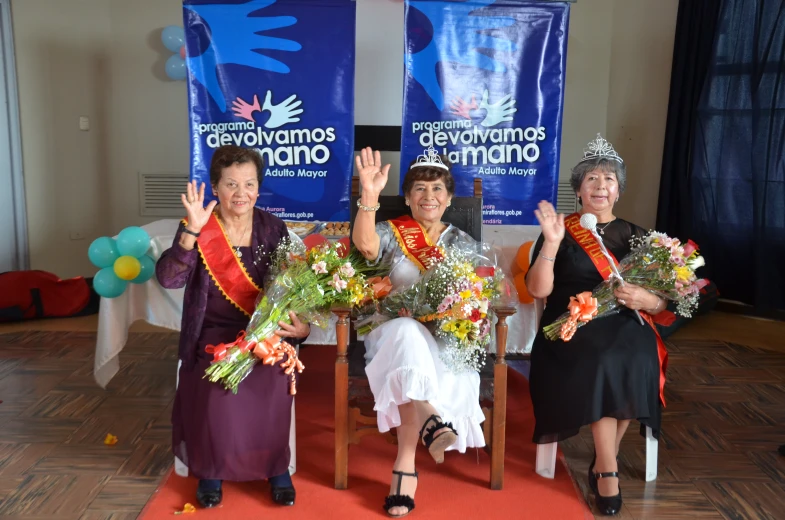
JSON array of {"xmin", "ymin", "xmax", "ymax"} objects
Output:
[
  {"xmin": 183, "ymin": 0, "xmax": 356, "ymax": 222},
  {"xmin": 402, "ymin": 0, "xmax": 569, "ymax": 225}
]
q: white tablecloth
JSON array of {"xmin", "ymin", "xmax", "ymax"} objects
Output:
[{"xmin": 93, "ymin": 220, "xmax": 543, "ymax": 388}]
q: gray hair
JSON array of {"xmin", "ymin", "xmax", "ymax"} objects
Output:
[{"xmin": 570, "ymin": 158, "xmax": 627, "ymax": 199}]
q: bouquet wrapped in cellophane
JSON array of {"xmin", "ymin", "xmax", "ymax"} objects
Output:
[
  {"xmin": 356, "ymin": 245, "xmax": 514, "ymax": 373},
  {"xmin": 544, "ymin": 232, "xmax": 708, "ymax": 341},
  {"xmin": 204, "ymin": 239, "xmax": 389, "ymax": 394}
]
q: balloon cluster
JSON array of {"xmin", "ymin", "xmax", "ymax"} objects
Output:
[
  {"xmin": 162, "ymin": 25, "xmax": 186, "ymax": 81},
  {"xmin": 512, "ymin": 241, "xmax": 535, "ymax": 304},
  {"xmin": 88, "ymin": 227, "xmax": 154, "ymax": 298}
]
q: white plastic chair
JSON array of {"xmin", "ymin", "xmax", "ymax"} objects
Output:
[{"xmin": 535, "ymin": 427, "xmax": 658, "ymax": 481}]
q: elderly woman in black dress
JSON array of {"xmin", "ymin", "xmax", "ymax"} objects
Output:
[{"xmin": 526, "ymin": 135, "xmax": 667, "ymax": 516}]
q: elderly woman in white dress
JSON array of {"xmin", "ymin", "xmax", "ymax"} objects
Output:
[{"xmin": 353, "ymin": 146, "xmax": 485, "ymax": 518}]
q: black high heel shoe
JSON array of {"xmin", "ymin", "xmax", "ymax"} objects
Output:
[
  {"xmin": 384, "ymin": 469, "xmax": 418, "ymax": 518},
  {"xmin": 593, "ymin": 471, "xmax": 622, "ymax": 516},
  {"xmin": 418, "ymin": 414, "xmax": 458, "ymax": 464}
]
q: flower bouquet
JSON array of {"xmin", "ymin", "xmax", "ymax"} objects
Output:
[
  {"xmin": 204, "ymin": 239, "xmax": 387, "ymax": 394},
  {"xmin": 543, "ymin": 232, "xmax": 708, "ymax": 341},
  {"xmin": 356, "ymin": 247, "xmax": 508, "ymax": 373}
]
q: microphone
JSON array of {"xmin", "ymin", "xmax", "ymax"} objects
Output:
[{"xmin": 580, "ymin": 213, "xmax": 645, "ymax": 325}]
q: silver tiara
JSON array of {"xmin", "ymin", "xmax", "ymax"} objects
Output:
[
  {"xmin": 579, "ymin": 133, "xmax": 623, "ymax": 164},
  {"xmin": 412, "ymin": 146, "xmax": 449, "ymax": 171}
]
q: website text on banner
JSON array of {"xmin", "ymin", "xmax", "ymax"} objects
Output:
[
  {"xmin": 183, "ymin": 0, "xmax": 356, "ymax": 222},
  {"xmin": 401, "ymin": 0, "xmax": 569, "ymax": 225}
]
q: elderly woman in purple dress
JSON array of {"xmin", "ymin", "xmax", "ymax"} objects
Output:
[{"xmin": 156, "ymin": 145, "xmax": 310, "ymax": 509}]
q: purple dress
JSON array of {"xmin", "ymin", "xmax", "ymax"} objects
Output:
[{"xmin": 156, "ymin": 209, "xmax": 295, "ymax": 481}]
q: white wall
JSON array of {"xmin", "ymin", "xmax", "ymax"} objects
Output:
[{"xmin": 12, "ymin": 0, "xmax": 677, "ymax": 278}]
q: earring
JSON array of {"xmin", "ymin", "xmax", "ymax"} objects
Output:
[
  {"xmin": 405, "ymin": 200, "xmax": 410, "ymax": 206},
  {"xmin": 615, "ymin": 197, "xmax": 619, "ymax": 203},
  {"xmin": 447, "ymin": 201, "xmax": 451, "ymax": 207}
]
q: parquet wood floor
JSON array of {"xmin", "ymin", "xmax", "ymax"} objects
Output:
[{"xmin": 0, "ymin": 311, "xmax": 783, "ymax": 519}]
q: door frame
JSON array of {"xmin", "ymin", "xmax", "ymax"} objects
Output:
[{"xmin": 0, "ymin": 0, "xmax": 28, "ymax": 270}]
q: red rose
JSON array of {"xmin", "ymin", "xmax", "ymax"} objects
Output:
[
  {"xmin": 683, "ymin": 239, "xmax": 700, "ymax": 257},
  {"xmin": 470, "ymin": 309, "xmax": 481, "ymax": 322}
]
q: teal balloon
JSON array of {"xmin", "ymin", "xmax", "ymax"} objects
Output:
[
  {"xmin": 165, "ymin": 55, "xmax": 186, "ymax": 81},
  {"xmin": 131, "ymin": 255, "xmax": 156, "ymax": 284},
  {"xmin": 161, "ymin": 25, "xmax": 184, "ymax": 53},
  {"xmin": 116, "ymin": 226, "xmax": 151, "ymax": 257},
  {"xmin": 93, "ymin": 267, "xmax": 127, "ymax": 298},
  {"xmin": 88, "ymin": 236, "xmax": 119, "ymax": 268}
]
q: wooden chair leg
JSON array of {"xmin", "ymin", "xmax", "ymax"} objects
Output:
[
  {"xmin": 491, "ymin": 308, "xmax": 514, "ymax": 490},
  {"xmin": 333, "ymin": 308, "xmax": 350, "ymax": 490}
]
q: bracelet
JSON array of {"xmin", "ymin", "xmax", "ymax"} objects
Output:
[
  {"xmin": 356, "ymin": 199, "xmax": 381, "ymax": 212},
  {"xmin": 539, "ymin": 253, "xmax": 555, "ymax": 262},
  {"xmin": 182, "ymin": 227, "xmax": 201, "ymax": 238}
]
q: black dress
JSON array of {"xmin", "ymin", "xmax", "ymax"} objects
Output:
[{"xmin": 529, "ymin": 218, "xmax": 661, "ymax": 444}]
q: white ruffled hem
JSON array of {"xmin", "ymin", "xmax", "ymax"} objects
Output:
[
  {"xmin": 442, "ymin": 413, "xmax": 486, "ymax": 452},
  {"xmin": 374, "ymin": 366, "xmax": 438, "ymax": 432},
  {"xmin": 373, "ymin": 366, "xmax": 486, "ymax": 452}
]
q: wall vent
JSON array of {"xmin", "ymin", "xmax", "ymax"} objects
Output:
[
  {"xmin": 139, "ymin": 172, "xmax": 189, "ymax": 217},
  {"xmin": 556, "ymin": 182, "xmax": 578, "ymax": 214}
]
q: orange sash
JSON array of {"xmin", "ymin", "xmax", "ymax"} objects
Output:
[
  {"xmin": 388, "ymin": 215, "xmax": 445, "ymax": 272},
  {"xmin": 564, "ymin": 213, "xmax": 668, "ymax": 406},
  {"xmin": 186, "ymin": 213, "xmax": 262, "ymax": 317}
]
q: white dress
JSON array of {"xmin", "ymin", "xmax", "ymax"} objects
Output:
[{"xmin": 363, "ymin": 222, "xmax": 486, "ymax": 453}]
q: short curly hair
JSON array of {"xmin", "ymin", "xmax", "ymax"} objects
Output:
[
  {"xmin": 209, "ymin": 145, "xmax": 264, "ymax": 186},
  {"xmin": 401, "ymin": 155, "xmax": 456, "ymax": 196}
]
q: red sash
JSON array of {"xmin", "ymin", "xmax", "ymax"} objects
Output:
[
  {"xmin": 564, "ymin": 213, "xmax": 668, "ymax": 406},
  {"xmin": 186, "ymin": 213, "xmax": 262, "ymax": 317},
  {"xmin": 388, "ymin": 215, "xmax": 445, "ymax": 272}
]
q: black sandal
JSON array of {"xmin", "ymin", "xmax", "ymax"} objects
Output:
[
  {"xmin": 418, "ymin": 414, "xmax": 458, "ymax": 464},
  {"xmin": 384, "ymin": 469, "xmax": 418, "ymax": 518},
  {"xmin": 593, "ymin": 471, "xmax": 622, "ymax": 516}
]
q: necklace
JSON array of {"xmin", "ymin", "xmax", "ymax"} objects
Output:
[
  {"xmin": 597, "ymin": 218, "xmax": 616, "ymax": 235},
  {"xmin": 225, "ymin": 216, "xmax": 251, "ymax": 258}
]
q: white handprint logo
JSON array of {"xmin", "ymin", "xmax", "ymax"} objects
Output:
[
  {"xmin": 479, "ymin": 89, "xmax": 517, "ymax": 127},
  {"xmin": 262, "ymin": 91, "xmax": 303, "ymax": 129}
]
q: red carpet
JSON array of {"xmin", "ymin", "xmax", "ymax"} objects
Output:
[{"xmin": 140, "ymin": 346, "xmax": 591, "ymax": 519}]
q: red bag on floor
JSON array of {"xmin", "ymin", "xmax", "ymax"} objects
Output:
[{"xmin": 0, "ymin": 270, "xmax": 99, "ymax": 322}]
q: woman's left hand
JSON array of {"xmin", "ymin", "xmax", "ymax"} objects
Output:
[
  {"xmin": 276, "ymin": 311, "xmax": 311, "ymax": 339},
  {"xmin": 614, "ymin": 283, "xmax": 659, "ymax": 312}
]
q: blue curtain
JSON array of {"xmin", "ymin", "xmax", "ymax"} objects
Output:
[{"xmin": 691, "ymin": 0, "xmax": 785, "ymax": 312}]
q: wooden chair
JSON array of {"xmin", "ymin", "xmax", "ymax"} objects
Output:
[{"xmin": 332, "ymin": 178, "xmax": 516, "ymax": 491}]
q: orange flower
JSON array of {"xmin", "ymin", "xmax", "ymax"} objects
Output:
[
  {"xmin": 103, "ymin": 433, "xmax": 118, "ymax": 446},
  {"xmin": 174, "ymin": 503, "xmax": 196, "ymax": 514},
  {"xmin": 368, "ymin": 276, "xmax": 393, "ymax": 299}
]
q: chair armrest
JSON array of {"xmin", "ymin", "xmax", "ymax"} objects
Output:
[
  {"xmin": 491, "ymin": 305, "xmax": 516, "ymax": 360},
  {"xmin": 332, "ymin": 306, "xmax": 351, "ymax": 356}
]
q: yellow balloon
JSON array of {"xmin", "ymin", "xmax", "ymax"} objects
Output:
[{"xmin": 114, "ymin": 255, "xmax": 141, "ymax": 281}]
